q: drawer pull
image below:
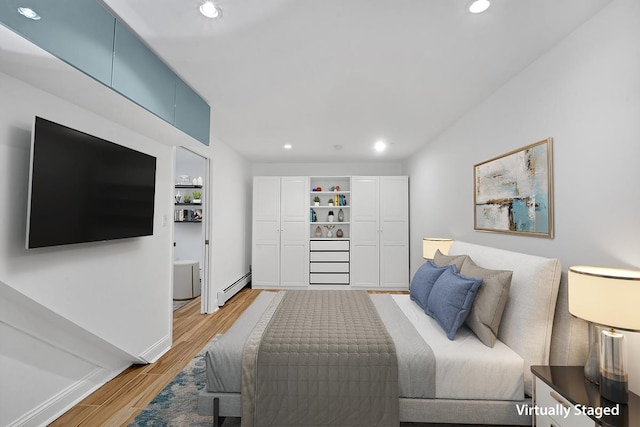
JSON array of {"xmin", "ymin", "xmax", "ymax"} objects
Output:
[{"xmin": 549, "ymin": 391, "xmax": 571, "ymax": 410}]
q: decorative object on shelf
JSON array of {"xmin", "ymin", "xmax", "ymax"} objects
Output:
[
  {"xmin": 179, "ymin": 174, "xmax": 190, "ymax": 185},
  {"xmin": 175, "ymin": 191, "xmax": 182, "ymax": 203},
  {"xmin": 335, "ymin": 185, "xmax": 340, "ymax": 191},
  {"xmin": 194, "ymin": 209, "xmax": 203, "ymax": 221},
  {"xmin": 336, "ymin": 228, "xmax": 344, "ymax": 238},
  {"xmin": 422, "ymin": 238, "xmax": 454, "ymax": 259},
  {"xmin": 197, "ymin": 176, "xmax": 203, "ymax": 186},
  {"xmin": 568, "ymin": 265, "xmax": 640, "ymax": 403},
  {"xmin": 192, "ymin": 177, "xmax": 198, "ymax": 185},
  {"xmin": 313, "ymin": 196, "xmax": 320, "ymax": 206},
  {"xmin": 328, "ymin": 198, "xmax": 334, "ymax": 206},
  {"xmin": 330, "ymin": 186, "xmax": 336, "ymax": 191},
  {"xmin": 192, "ymin": 191, "xmax": 202, "ymax": 204},
  {"xmin": 314, "ymin": 187, "xmax": 322, "ymax": 192},
  {"xmin": 324, "ymin": 224, "xmax": 335, "ymax": 238},
  {"xmin": 184, "ymin": 194, "xmax": 192, "ymax": 203},
  {"xmin": 327, "ymin": 211, "xmax": 334, "ymax": 222},
  {"xmin": 474, "ymin": 137, "xmax": 553, "ymax": 238},
  {"xmin": 315, "ymin": 226, "xmax": 322, "ymax": 237},
  {"xmin": 338, "ymin": 209, "xmax": 344, "ymax": 222}
]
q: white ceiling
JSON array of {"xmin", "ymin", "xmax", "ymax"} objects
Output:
[{"xmin": 7, "ymin": 0, "xmax": 613, "ymax": 162}]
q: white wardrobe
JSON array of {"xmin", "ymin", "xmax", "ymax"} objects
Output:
[
  {"xmin": 350, "ymin": 176, "xmax": 409, "ymax": 288},
  {"xmin": 252, "ymin": 176, "xmax": 309, "ymax": 287},
  {"xmin": 252, "ymin": 175, "xmax": 408, "ymax": 289}
]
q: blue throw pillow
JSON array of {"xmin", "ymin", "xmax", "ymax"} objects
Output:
[
  {"xmin": 409, "ymin": 261, "xmax": 454, "ymax": 310},
  {"xmin": 425, "ymin": 268, "xmax": 483, "ymax": 340}
]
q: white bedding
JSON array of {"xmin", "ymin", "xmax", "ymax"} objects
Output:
[{"xmin": 392, "ymin": 294, "xmax": 524, "ymax": 401}]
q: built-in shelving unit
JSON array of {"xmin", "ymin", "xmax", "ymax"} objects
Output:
[
  {"xmin": 309, "ymin": 177, "xmax": 351, "ymax": 285},
  {"xmin": 309, "ymin": 177, "xmax": 350, "ymax": 240},
  {"xmin": 251, "ymin": 175, "xmax": 409, "ymax": 289},
  {"xmin": 174, "ymin": 184, "xmax": 203, "ymax": 223}
]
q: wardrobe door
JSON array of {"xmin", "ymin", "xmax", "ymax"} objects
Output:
[
  {"xmin": 280, "ymin": 177, "xmax": 309, "ymax": 286},
  {"xmin": 379, "ymin": 176, "xmax": 409, "ymax": 288},
  {"xmin": 252, "ymin": 177, "xmax": 281, "ymax": 287},
  {"xmin": 350, "ymin": 177, "xmax": 380, "ymax": 287}
]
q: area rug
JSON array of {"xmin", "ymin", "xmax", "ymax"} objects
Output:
[{"xmin": 128, "ymin": 347, "xmax": 240, "ymax": 426}]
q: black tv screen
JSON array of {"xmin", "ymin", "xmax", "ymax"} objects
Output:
[{"xmin": 26, "ymin": 117, "xmax": 157, "ymax": 249}]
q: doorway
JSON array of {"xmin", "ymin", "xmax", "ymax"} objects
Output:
[{"xmin": 173, "ymin": 147, "xmax": 211, "ymax": 313}]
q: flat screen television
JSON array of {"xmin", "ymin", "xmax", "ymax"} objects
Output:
[{"xmin": 26, "ymin": 117, "xmax": 157, "ymax": 249}]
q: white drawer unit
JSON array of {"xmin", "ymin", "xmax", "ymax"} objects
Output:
[
  {"xmin": 310, "ymin": 262, "xmax": 350, "ymax": 273},
  {"xmin": 310, "ymin": 239, "xmax": 350, "ymax": 251},
  {"xmin": 535, "ymin": 378, "xmax": 594, "ymax": 427},
  {"xmin": 310, "ymin": 273, "xmax": 350, "ymax": 284},
  {"xmin": 309, "ymin": 238, "xmax": 349, "ymax": 285},
  {"xmin": 310, "ymin": 251, "xmax": 350, "ymax": 262}
]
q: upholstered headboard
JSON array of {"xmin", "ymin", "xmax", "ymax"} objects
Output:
[
  {"xmin": 448, "ymin": 242, "xmax": 588, "ymax": 396},
  {"xmin": 549, "ymin": 273, "xmax": 589, "ymax": 366}
]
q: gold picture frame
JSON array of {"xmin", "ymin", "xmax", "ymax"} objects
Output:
[{"xmin": 474, "ymin": 138, "xmax": 554, "ymax": 238}]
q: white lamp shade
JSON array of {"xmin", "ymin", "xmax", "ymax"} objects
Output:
[
  {"xmin": 422, "ymin": 238, "xmax": 453, "ymax": 259},
  {"xmin": 568, "ymin": 265, "xmax": 640, "ymax": 331}
]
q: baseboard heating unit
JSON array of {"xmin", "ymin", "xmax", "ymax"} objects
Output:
[{"xmin": 217, "ymin": 272, "xmax": 251, "ymax": 306}]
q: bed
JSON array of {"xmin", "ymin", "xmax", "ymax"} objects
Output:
[{"xmin": 197, "ymin": 241, "xmax": 588, "ymax": 425}]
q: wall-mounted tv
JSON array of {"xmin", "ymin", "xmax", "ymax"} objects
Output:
[{"xmin": 26, "ymin": 117, "xmax": 157, "ymax": 249}]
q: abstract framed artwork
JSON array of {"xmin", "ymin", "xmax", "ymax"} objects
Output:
[{"xmin": 474, "ymin": 138, "xmax": 554, "ymax": 238}]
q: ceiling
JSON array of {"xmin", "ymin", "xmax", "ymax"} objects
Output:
[{"xmin": 6, "ymin": 0, "xmax": 612, "ymax": 163}]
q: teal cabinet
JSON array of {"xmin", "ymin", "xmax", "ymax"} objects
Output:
[
  {"xmin": 1, "ymin": 0, "xmax": 211, "ymax": 145},
  {"xmin": 112, "ymin": 21, "xmax": 176, "ymax": 124},
  {"xmin": 175, "ymin": 78, "xmax": 211, "ymax": 145},
  {"xmin": 0, "ymin": 0, "xmax": 115, "ymax": 85}
]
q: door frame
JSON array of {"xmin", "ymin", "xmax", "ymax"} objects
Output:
[{"xmin": 173, "ymin": 146, "xmax": 212, "ymax": 314}]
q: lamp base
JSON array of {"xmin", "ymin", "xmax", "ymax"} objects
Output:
[
  {"xmin": 600, "ymin": 373, "xmax": 628, "ymax": 404},
  {"xmin": 599, "ymin": 328, "xmax": 628, "ymax": 404}
]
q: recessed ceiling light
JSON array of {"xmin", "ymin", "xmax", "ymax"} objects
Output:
[
  {"xmin": 283, "ymin": 144, "xmax": 292, "ymax": 150},
  {"xmin": 17, "ymin": 7, "xmax": 40, "ymax": 20},
  {"xmin": 199, "ymin": 1, "xmax": 221, "ymax": 18},
  {"xmin": 468, "ymin": 0, "xmax": 490, "ymax": 14},
  {"xmin": 374, "ymin": 140, "xmax": 387, "ymax": 153}
]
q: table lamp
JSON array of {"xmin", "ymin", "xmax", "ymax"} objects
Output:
[
  {"xmin": 422, "ymin": 238, "xmax": 453, "ymax": 260},
  {"xmin": 568, "ymin": 265, "xmax": 640, "ymax": 403}
]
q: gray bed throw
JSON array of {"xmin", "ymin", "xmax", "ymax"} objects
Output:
[{"xmin": 241, "ymin": 290, "xmax": 399, "ymax": 427}]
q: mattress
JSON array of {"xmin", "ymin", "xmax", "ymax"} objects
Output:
[
  {"xmin": 391, "ymin": 294, "xmax": 524, "ymax": 400},
  {"xmin": 205, "ymin": 291, "xmax": 524, "ymax": 402}
]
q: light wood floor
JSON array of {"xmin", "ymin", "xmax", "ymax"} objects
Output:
[{"xmin": 49, "ymin": 287, "xmax": 261, "ymax": 427}]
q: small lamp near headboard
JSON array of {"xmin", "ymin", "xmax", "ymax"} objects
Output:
[
  {"xmin": 422, "ymin": 238, "xmax": 453, "ymax": 260},
  {"xmin": 568, "ymin": 265, "xmax": 640, "ymax": 403}
]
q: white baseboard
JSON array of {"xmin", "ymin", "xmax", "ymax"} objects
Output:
[
  {"xmin": 8, "ymin": 365, "xmax": 127, "ymax": 427},
  {"xmin": 138, "ymin": 333, "xmax": 172, "ymax": 363}
]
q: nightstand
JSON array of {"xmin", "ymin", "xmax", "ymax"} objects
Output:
[{"xmin": 531, "ymin": 366, "xmax": 639, "ymax": 427}]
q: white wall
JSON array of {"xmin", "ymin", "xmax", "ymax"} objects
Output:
[
  {"xmin": 209, "ymin": 140, "xmax": 252, "ymax": 306},
  {"xmin": 405, "ymin": 0, "xmax": 640, "ymax": 393},
  {"xmin": 252, "ymin": 161, "xmax": 403, "ymax": 176},
  {"xmin": 0, "ymin": 71, "xmax": 174, "ymax": 426}
]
